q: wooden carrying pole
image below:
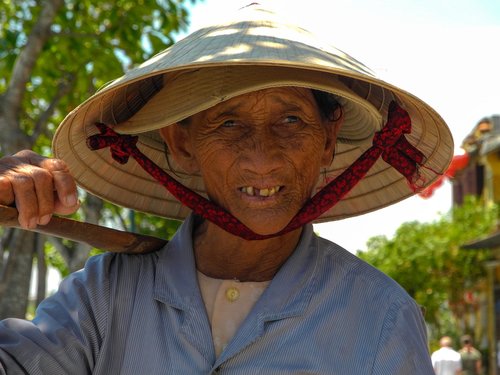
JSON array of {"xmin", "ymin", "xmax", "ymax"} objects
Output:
[{"xmin": 0, "ymin": 204, "xmax": 166, "ymax": 254}]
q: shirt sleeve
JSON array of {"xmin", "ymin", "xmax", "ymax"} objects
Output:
[
  {"xmin": 371, "ymin": 297, "xmax": 433, "ymax": 375},
  {"xmin": 0, "ymin": 253, "xmax": 114, "ymax": 375}
]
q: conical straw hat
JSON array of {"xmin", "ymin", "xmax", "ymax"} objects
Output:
[{"xmin": 53, "ymin": 4, "xmax": 453, "ymax": 223}]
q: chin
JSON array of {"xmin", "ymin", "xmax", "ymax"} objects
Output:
[{"xmin": 238, "ymin": 214, "xmax": 294, "ymax": 237}]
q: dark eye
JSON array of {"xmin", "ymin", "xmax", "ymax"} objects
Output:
[
  {"xmin": 281, "ymin": 116, "xmax": 302, "ymax": 125},
  {"xmin": 221, "ymin": 119, "xmax": 237, "ymax": 128}
]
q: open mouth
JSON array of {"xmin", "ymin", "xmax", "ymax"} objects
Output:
[{"xmin": 239, "ymin": 185, "xmax": 282, "ymax": 197}]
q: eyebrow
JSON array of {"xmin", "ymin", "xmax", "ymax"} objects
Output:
[
  {"xmin": 207, "ymin": 101, "xmax": 242, "ymax": 118},
  {"xmin": 266, "ymin": 93, "xmax": 315, "ymax": 112}
]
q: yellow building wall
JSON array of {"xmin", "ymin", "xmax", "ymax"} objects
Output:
[{"xmin": 485, "ymin": 153, "xmax": 500, "ymax": 204}]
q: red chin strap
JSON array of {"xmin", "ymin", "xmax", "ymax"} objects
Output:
[{"xmin": 87, "ymin": 101, "xmax": 431, "ymax": 240}]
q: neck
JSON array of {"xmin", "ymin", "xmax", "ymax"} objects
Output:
[{"xmin": 193, "ymin": 217, "xmax": 303, "ymax": 282}]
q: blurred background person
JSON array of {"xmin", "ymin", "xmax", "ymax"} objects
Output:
[
  {"xmin": 459, "ymin": 335, "xmax": 482, "ymax": 375},
  {"xmin": 432, "ymin": 336, "xmax": 462, "ymax": 375}
]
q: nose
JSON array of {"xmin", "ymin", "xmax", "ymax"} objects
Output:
[{"xmin": 238, "ymin": 128, "xmax": 284, "ymax": 175}]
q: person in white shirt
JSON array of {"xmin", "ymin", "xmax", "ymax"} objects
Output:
[{"xmin": 432, "ymin": 336, "xmax": 463, "ymax": 375}]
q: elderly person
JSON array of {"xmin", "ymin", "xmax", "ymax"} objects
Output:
[
  {"xmin": 0, "ymin": 4, "xmax": 452, "ymax": 374},
  {"xmin": 431, "ymin": 336, "xmax": 462, "ymax": 375}
]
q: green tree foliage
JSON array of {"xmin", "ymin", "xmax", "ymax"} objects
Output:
[
  {"xmin": 1, "ymin": 0, "xmax": 197, "ymax": 154},
  {"xmin": 0, "ymin": 0, "xmax": 198, "ymax": 318},
  {"xmin": 359, "ymin": 196, "xmax": 497, "ymax": 335}
]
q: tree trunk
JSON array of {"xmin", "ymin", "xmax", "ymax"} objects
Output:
[
  {"xmin": 0, "ymin": 230, "xmax": 35, "ymax": 319},
  {"xmin": 35, "ymin": 233, "xmax": 47, "ymax": 306},
  {"xmin": 0, "ymin": 0, "xmax": 66, "ymax": 319}
]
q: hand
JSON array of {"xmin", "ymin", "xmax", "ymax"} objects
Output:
[{"xmin": 0, "ymin": 150, "xmax": 79, "ymax": 229}]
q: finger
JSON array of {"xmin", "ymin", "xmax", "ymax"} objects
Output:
[
  {"xmin": 8, "ymin": 153, "xmax": 57, "ymax": 227},
  {"xmin": 0, "ymin": 175, "xmax": 15, "ymax": 206},
  {"xmin": 0, "ymin": 153, "xmax": 42, "ymax": 228},
  {"xmin": 39, "ymin": 158, "xmax": 79, "ymax": 214},
  {"xmin": 30, "ymin": 165, "xmax": 57, "ymax": 225},
  {"xmin": 10, "ymin": 173, "xmax": 42, "ymax": 229}
]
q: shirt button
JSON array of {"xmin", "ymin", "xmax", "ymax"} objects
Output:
[{"xmin": 225, "ymin": 287, "xmax": 240, "ymax": 302}]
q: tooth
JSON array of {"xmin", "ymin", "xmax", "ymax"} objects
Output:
[{"xmin": 242, "ymin": 186, "xmax": 282, "ymax": 197}]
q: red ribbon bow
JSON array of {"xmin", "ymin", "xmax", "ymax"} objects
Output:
[{"xmin": 87, "ymin": 101, "xmax": 429, "ymax": 240}]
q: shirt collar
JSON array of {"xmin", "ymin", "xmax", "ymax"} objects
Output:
[{"xmin": 153, "ymin": 213, "xmax": 320, "ymax": 318}]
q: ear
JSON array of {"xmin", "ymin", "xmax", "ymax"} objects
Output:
[
  {"xmin": 159, "ymin": 124, "xmax": 200, "ymax": 173},
  {"xmin": 320, "ymin": 108, "xmax": 344, "ymax": 166}
]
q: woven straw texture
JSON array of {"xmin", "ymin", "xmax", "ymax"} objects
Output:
[{"xmin": 53, "ymin": 5, "xmax": 453, "ymax": 223}]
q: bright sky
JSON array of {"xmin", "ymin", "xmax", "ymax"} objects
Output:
[{"xmin": 179, "ymin": 0, "xmax": 500, "ymax": 252}]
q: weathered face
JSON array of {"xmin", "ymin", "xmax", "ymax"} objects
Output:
[{"xmin": 161, "ymin": 87, "xmax": 342, "ymax": 235}]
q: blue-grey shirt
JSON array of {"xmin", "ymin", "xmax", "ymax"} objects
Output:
[{"xmin": 0, "ymin": 215, "xmax": 433, "ymax": 374}]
